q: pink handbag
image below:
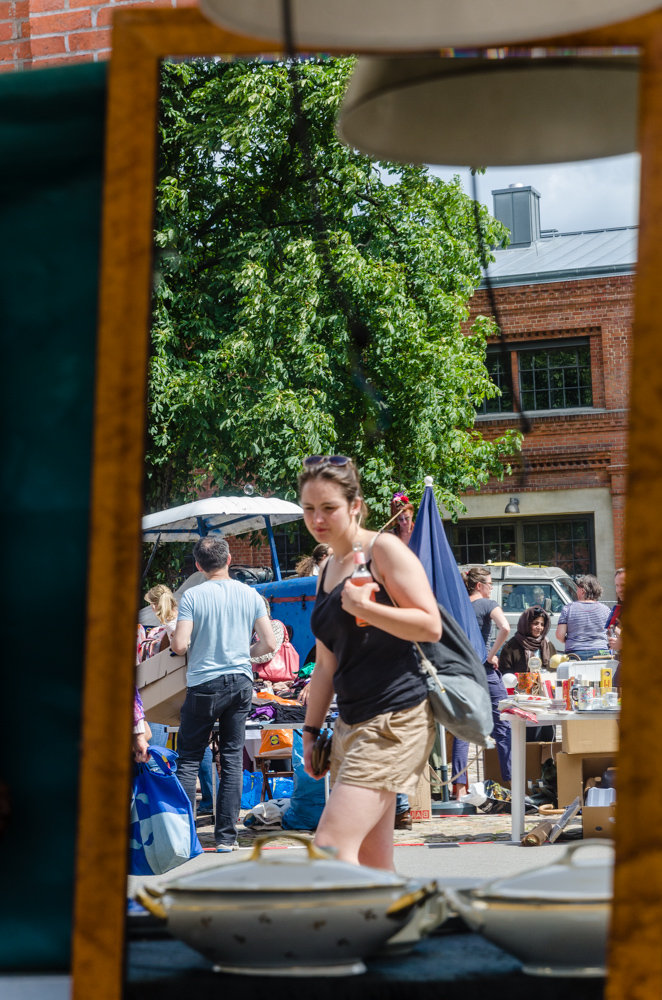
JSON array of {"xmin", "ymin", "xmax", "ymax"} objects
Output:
[{"xmin": 254, "ymin": 622, "xmax": 300, "ymax": 682}]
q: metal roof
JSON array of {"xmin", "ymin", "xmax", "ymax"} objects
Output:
[{"xmin": 483, "ymin": 226, "xmax": 637, "ymax": 287}]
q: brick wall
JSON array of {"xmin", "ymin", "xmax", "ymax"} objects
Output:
[
  {"xmin": 464, "ymin": 273, "xmax": 633, "ymax": 566},
  {"xmin": 228, "ymin": 533, "xmax": 271, "ymax": 569},
  {"xmin": 0, "ymin": 0, "xmax": 194, "ymax": 72}
]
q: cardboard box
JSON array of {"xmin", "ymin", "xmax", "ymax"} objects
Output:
[
  {"xmin": 560, "ymin": 752, "xmax": 618, "ymax": 808},
  {"xmin": 136, "ymin": 647, "xmax": 187, "ymax": 726},
  {"xmin": 562, "ymin": 718, "xmax": 619, "ymax": 755},
  {"xmin": 556, "ymin": 752, "xmax": 618, "ymax": 838},
  {"xmin": 581, "ymin": 755, "xmax": 617, "ymax": 840},
  {"xmin": 483, "ymin": 741, "xmax": 561, "ymax": 787},
  {"xmin": 583, "ymin": 804, "xmax": 616, "ymax": 840},
  {"xmin": 557, "ymin": 751, "xmax": 589, "ymax": 807},
  {"xmin": 409, "ymin": 767, "xmax": 432, "ymax": 821}
]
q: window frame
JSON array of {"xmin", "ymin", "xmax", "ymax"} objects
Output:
[
  {"xmin": 477, "ymin": 346, "xmax": 514, "ymax": 415},
  {"xmin": 517, "ymin": 336, "xmax": 593, "ymax": 413},
  {"xmin": 73, "ymin": 9, "xmax": 662, "ymax": 998},
  {"xmin": 447, "ymin": 513, "xmax": 596, "ymax": 577},
  {"xmin": 273, "ymin": 521, "xmax": 310, "ymax": 575},
  {"xmin": 476, "ymin": 336, "xmax": 596, "ymax": 417}
]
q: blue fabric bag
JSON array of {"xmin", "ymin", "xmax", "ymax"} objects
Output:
[
  {"xmin": 271, "ymin": 777, "xmax": 294, "ymax": 798},
  {"xmin": 129, "ymin": 746, "xmax": 203, "ymax": 876},
  {"xmin": 242, "ymin": 770, "xmax": 294, "ymax": 808},
  {"xmin": 242, "ymin": 770, "xmax": 262, "ymax": 809},
  {"xmin": 282, "ymin": 730, "xmax": 326, "ymax": 831}
]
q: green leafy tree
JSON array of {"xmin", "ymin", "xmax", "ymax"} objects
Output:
[{"xmin": 149, "ymin": 57, "xmax": 520, "ymax": 528}]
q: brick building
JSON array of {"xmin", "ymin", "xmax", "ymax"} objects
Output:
[
  {"xmin": 0, "ymin": 0, "xmax": 193, "ymax": 72},
  {"xmin": 451, "ymin": 184, "xmax": 635, "ymax": 601}
]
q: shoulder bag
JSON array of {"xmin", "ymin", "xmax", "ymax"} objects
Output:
[{"xmin": 369, "ymin": 542, "xmax": 495, "ymax": 747}]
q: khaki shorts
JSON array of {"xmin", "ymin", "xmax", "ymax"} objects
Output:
[{"xmin": 329, "ymin": 699, "xmax": 436, "ymax": 794}]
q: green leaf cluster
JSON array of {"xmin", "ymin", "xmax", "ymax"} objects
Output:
[{"xmin": 148, "ymin": 57, "xmax": 521, "ymax": 525}]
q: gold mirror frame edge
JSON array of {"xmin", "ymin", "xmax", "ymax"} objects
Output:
[{"xmin": 72, "ymin": 8, "xmax": 662, "ymax": 1000}]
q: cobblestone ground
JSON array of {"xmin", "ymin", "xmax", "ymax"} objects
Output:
[
  {"xmin": 195, "ymin": 743, "xmax": 550, "ymax": 849},
  {"xmin": 194, "ymin": 809, "xmax": 542, "ymax": 850}
]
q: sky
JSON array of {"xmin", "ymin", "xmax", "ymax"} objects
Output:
[{"xmin": 427, "ymin": 153, "xmax": 641, "ymax": 234}]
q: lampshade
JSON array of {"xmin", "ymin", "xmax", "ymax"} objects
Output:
[
  {"xmin": 337, "ymin": 57, "xmax": 639, "ymax": 166},
  {"xmin": 198, "ymin": 0, "xmax": 659, "ymax": 49}
]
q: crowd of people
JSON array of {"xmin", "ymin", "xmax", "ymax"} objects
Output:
[
  {"xmin": 450, "ymin": 566, "xmax": 624, "ymax": 798},
  {"xmin": 133, "ymin": 454, "xmax": 624, "ymax": 865}
]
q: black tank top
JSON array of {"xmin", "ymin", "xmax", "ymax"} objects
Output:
[{"xmin": 310, "ymin": 559, "xmax": 428, "ymax": 725}]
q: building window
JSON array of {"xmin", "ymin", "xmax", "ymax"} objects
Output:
[
  {"xmin": 273, "ymin": 521, "xmax": 309, "ymax": 575},
  {"xmin": 450, "ymin": 522, "xmax": 517, "ymax": 565},
  {"xmin": 447, "ymin": 515, "xmax": 594, "ymax": 577},
  {"xmin": 521, "ymin": 519, "xmax": 592, "ymax": 576},
  {"xmin": 519, "ymin": 342, "xmax": 592, "ymax": 412},
  {"xmin": 478, "ymin": 352, "xmax": 513, "ymax": 414}
]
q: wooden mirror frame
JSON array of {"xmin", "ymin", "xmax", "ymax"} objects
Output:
[{"xmin": 72, "ymin": 9, "xmax": 662, "ymax": 1000}]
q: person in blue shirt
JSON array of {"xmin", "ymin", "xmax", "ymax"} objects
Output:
[
  {"xmin": 555, "ymin": 574, "xmax": 610, "ymax": 659},
  {"xmin": 171, "ymin": 536, "xmax": 277, "ymax": 851}
]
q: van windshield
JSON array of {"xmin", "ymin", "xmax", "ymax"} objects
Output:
[
  {"xmin": 557, "ymin": 577, "xmax": 578, "ymax": 602},
  {"xmin": 502, "ymin": 583, "xmax": 564, "ymax": 613}
]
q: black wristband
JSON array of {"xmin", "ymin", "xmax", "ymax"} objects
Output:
[{"xmin": 303, "ymin": 724, "xmax": 321, "ymax": 738}]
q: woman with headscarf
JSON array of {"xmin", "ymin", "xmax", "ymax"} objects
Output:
[{"xmin": 498, "ymin": 605, "xmax": 554, "ymax": 674}]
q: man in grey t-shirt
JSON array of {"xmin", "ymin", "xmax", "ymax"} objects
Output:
[{"xmin": 171, "ymin": 536, "xmax": 277, "ymax": 850}]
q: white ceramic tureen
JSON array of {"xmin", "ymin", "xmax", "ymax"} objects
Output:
[
  {"xmin": 136, "ymin": 834, "xmax": 436, "ymax": 976},
  {"xmin": 445, "ymin": 840, "xmax": 613, "ymax": 977}
]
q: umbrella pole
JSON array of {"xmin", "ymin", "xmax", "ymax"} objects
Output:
[
  {"xmin": 439, "ymin": 724, "xmax": 450, "ymax": 803},
  {"xmin": 432, "ymin": 724, "xmax": 477, "ymax": 815}
]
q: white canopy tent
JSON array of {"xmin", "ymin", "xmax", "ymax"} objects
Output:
[
  {"xmin": 142, "ymin": 496, "xmax": 303, "ymax": 541},
  {"xmin": 141, "ymin": 495, "xmax": 304, "ymax": 586}
]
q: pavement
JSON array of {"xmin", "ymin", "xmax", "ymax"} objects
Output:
[
  {"xmin": 127, "ymin": 840, "xmax": 577, "ymax": 898},
  {"xmin": 127, "ymin": 810, "xmax": 590, "ymax": 897}
]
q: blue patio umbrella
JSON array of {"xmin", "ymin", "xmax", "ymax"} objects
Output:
[
  {"xmin": 407, "ymin": 476, "xmax": 485, "ymax": 812},
  {"xmin": 408, "ymin": 477, "xmax": 485, "ymax": 662}
]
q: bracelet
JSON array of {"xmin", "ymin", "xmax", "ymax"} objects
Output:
[{"xmin": 303, "ymin": 724, "xmax": 321, "ymax": 738}]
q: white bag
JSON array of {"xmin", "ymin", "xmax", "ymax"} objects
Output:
[{"xmin": 244, "ymin": 798, "xmax": 290, "ymax": 829}]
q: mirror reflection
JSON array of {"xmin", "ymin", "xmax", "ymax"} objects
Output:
[{"xmin": 128, "ymin": 49, "xmax": 634, "ymax": 986}]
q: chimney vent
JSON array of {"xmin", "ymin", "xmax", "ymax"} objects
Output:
[{"xmin": 492, "ymin": 185, "xmax": 541, "ymax": 247}]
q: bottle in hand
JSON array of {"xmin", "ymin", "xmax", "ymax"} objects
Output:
[{"xmin": 351, "ymin": 541, "xmax": 375, "ymax": 627}]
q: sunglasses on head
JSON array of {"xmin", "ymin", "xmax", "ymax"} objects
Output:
[{"xmin": 303, "ymin": 455, "xmax": 350, "ymax": 468}]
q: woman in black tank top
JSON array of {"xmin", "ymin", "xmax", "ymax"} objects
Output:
[{"xmin": 299, "ymin": 457, "xmax": 441, "ymax": 872}]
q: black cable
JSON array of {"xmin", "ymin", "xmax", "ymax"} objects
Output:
[
  {"xmin": 141, "ymin": 532, "xmax": 162, "ymax": 584},
  {"xmin": 471, "ymin": 170, "xmax": 531, "ymax": 437},
  {"xmin": 280, "ymin": 0, "xmax": 391, "ymax": 439}
]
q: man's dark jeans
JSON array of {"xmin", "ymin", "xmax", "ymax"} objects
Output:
[{"xmin": 177, "ymin": 672, "xmax": 252, "ymax": 846}]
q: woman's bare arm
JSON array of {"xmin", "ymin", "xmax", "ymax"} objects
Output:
[
  {"xmin": 487, "ymin": 605, "xmax": 510, "ymax": 665},
  {"xmin": 340, "ymin": 533, "xmax": 441, "ymax": 642}
]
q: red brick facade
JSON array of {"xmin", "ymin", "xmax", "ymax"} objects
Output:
[
  {"xmin": 227, "ymin": 533, "xmax": 271, "ymax": 569},
  {"xmin": 0, "ymin": 0, "xmax": 194, "ymax": 72},
  {"xmin": 464, "ymin": 273, "xmax": 633, "ymax": 568}
]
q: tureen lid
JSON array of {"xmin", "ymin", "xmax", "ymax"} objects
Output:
[
  {"xmin": 166, "ymin": 834, "xmax": 410, "ymax": 893},
  {"xmin": 475, "ymin": 841, "xmax": 614, "ymax": 902}
]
